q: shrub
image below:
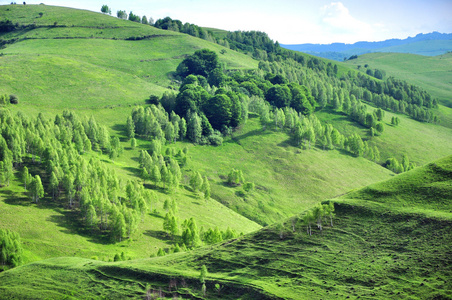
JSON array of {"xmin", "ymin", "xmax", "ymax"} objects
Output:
[
  {"xmin": 208, "ymin": 130, "xmax": 223, "ymax": 146},
  {"xmin": 9, "ymin": 94, "xmax": 18, "ymax": 104}
]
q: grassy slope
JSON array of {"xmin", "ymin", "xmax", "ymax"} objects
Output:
[
  {"xmin": 0, "ymin": 5, "xmax": 257, "ymax": 114},
  {"xmin": 1, "ymin": 156, "xmax": 450, "ymax": 299},
  {"xmin": 0, "ymin": 4, "xmax": 262, "ymax": 263},
  {"xmin": 317, "ymin": 105, "xmax": 452, "ymax": 166},
  {"xmin": 0, "ymin": 161, "xmax": 262, "ymax": 264},
  {"xmin": 186, "ymin": 116, "xmax": 393, "ymax": 225},
  {"xmin": 343, "ymin": 52, "xmax": 452, "ymax": 127},
  {"xmin": 0, "ymin": 7, "xmax": 451, "ymax": 297}
]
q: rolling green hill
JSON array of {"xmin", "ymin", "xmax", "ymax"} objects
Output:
[
  {"xmin": 343, "ymin": 52, "xmax": 452, "ymax": 128},
  {"xmin": 1, "ymin": 4, "xmax": 452, "ymax": 299},
  {"xmin": 0, "ymin": 5, "xmax": 257, "ymax": 114},
  {"xmin": 0, "ymin": 3, "xmax": 395, "ymax": 263},
  {"xmin": 1, "ymin": 155, "xmax": 450, "ymax": 299}
]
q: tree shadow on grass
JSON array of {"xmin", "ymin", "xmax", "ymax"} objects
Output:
[
  {"xmin": 143, "ymin": 230, "xmax": 173, "ymax": 242},
  {"xmin": 123, "ymin": 166, "xmax": 140, "ymax": 177},
  {"xmin": 2, "ymin": 189, "xmax": 33, "ymax": 207},
  {"xmin": 46, "ymin": 208, "xmax": 114, "ymax": 245},
  {"xmin": 111, "ymin": 124, "xmax": 128, "ymax": 141},
  {"xmin": 149, "ymin": 212, "xmax": 164, "ymax": 219},
  {"xmin": 227, "ymin": 128, "xmax": 274, "ymax": 144},
  {"xmin": 277, "ymin": 138, "xmax": 294, "ymax": 148}
]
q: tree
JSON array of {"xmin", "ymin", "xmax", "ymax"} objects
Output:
[
  {"xmin": 402, "ymin": 154, "xmax": 411, "ymax": 172},
  {"xmin": 0, "ymin": 229, "xmax": 23, "ymax": 269},
  {"xmin": 130, "ymin": 137, "xmax": 137, "ymax": 149},
  {"xmin": 111, "ymin": 208, "xmax": 127, "ymax": 242},
  {"xmin": 140, "ymin": 167, "xmax": 149, "ymax": 184},
  {"xmin": 305, "ymin": 126, "xmax": 316, "ymax": 149},
  {"xmin": 293, "ymin": 123, "xmax": 304, "ymax": 147},
  {"xmin": 375, "ymin": 108, "xmax": 384, "ymax": 121},
  {"xmin": 21, "ymin": 166, "xmax": 30, "ymax": 191},
  {"xmin": 9, "ymin": 94, "xmax": 18, "ymax": 104},
  {"xmin": 201, "ymin": 176, "xmax": 210, "ymax": 199},
  {"xmin": 190, "ymin": 171, "xmax": 203, "ymax": 193},
  {"xmin": 30, "ymin": 175, "xmax": 44, "ymax": 203},
  {"xmin": 203, "ymin": 93, "xmax": 232, "ymax": 130},
  {"xmin": 179, "ymin": 118, "xmax": 187, "ymax": 140},
  {"xmin": 187, "ymin": 112, "xmax": 202, "ymax": 143},
  {"xmin": 227, "ymin": 169, "xmax": 244, "ymax": 186},
  {"xmin": 312, "ymin": 205, "xmax": 324, "ymax": 231},
  {"xmin": 126, "ymin": 116, "xmax": 135, "ymax": 139},
  {"xmin": 0, "ymin": 159, "xmax": 13, "ymax": 186},
  {"xmin": 163, "ymin": 211, "xmax": 179, "ymax": 238},
  {"xmin": 128, "ymin": 11, "xmax": 141, "ymax": 22},
  {"xmin": 199, "ymin": 265, "xmax": 208, "ymax": 284},
  {"xmin": 176, "ymin": 49, "xmax": 220, "ymax": 78},
  {"xmin": 164, "ymin": 122, "xmax": 175, "ymax": 143},
  {"xmin": 150, "ymin": 165, "xmax": 161, "ymax": 187},
  {"xmin": 100, "ymin": 5, "xmax": 111, "ymax": 15},
  {"xmin": 266, "ymin": 85, "xmax": 292, "ymax": 108},
  {"xmin": 324, "ymin": 202, "xmax": 335, "ymax": 227},
  {"xmin": 376, "ymin": 122, "xmax": 384, "ymax": 134},
  {"xmin": 117, "ymin": 10, "xmax": 127, "ymax": 20},
  {"xmin": 49, "ymin": 171, "xmax": 59, "ymax": 200},
  {"xmin": 303, "ymin": 210, "xmax": 314, "ymax": 236},
  {"xmin": 86, "ymin": 204, "xmax": 97, "ymax": 229}
]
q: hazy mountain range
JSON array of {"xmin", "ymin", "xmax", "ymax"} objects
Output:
[{"xmin": 281, "ymin": 32, "xmax": 452, "ymax": 61}]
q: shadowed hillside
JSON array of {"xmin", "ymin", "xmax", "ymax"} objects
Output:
[{"xmin": 1, "ymin": 155, "xmax": 451, "ymax": 299}]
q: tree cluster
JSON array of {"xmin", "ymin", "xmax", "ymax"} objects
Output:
[
  {"xmin": 302, "ymin": 202, "xmax": 335, "ymax": 236},
  {"xmin": 0, "ymin": 109, "xmax": 151, "ymax": 242},
  {"xmin": 154, "ymin": 17, "xmax": 215, "ymax": 43},
  {"xmin": 0, "ymin": 94, "xmax": 18, "ymax": 105},
  {"xmin": 100, "ymin": 4, "xmax": 111, "ymax": 15},
  {"xmin": 138, "ymin": 146, "xmax": 183, "ymax": 193},
  {"xmin": 158, "ymin": 216, "xmax": 239, "ymax": 254},
  {"xmin": 385, "ymin": 154, "xmax": 416, "ymax": 174},
  {"xmin": 0, "ymin": 229, "xmax": 23, "ymax": 269}
]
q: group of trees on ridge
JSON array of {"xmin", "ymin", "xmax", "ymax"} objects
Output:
[
  {"xmin": 126, "ymin": 48, "xmax": 420, "ymax": 176},
  {"xmin": 276, "ymin": 202, "xmax": 336, "ymax": 239},
  {"xmin": 142, "ymin": 49, "xmax": 402, "ymax": 168}
]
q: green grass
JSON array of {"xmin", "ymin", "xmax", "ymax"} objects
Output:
[
  {"xmin": 2, "ymin": 155, "xmax": 451, "ymax": 299},
  {"xmin": 343, "ymin": 52, "xmax": 452, "ymax": 125},
  {"xmin": 0, "ymin": 165, "xmax": 261, "ymax": 264},
  {"xmin": 185, "ymin": 117, "xmax": 393, "ymax": 225},
  {"xmin": 0, "ymin": 37, "xmax": 257, "ymax": 112},
  {"xmin": 317, "ymin": 105, "xmax": 452, "ymax": 166},
  {"xmin": 0, "ymin": 5, "xmax": 451, "ymax": 298},
  {"xmin": 0, "ymin": 4, "xmax": 172, "ymax": 34},
  {"xmin": 0, "ymin": 4, "xmax": 257, "ymax": 115}
]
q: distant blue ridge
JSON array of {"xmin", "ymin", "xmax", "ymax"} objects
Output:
[{"xmin": 281, "ymin": 32, "xmax": 452, "ymax": 61}]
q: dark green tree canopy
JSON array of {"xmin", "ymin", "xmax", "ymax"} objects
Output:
[
  {"xmin": 203, "ymin": 93, "xmax": 232, "ymax": 130},
  {"xmin": 176, "ymin": 49, "xmax": 220, "ymax": 79},
  {"xmin": 266, "ymin": 85, "xmax": 292, "ymax": 108},
  {"xmin": 100, "ymin": 5, "xmax": 111, "ymax": 15}
]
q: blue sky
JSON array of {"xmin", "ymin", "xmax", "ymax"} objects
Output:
[{"xmin": 3, "ymin": 0, "xmax": 451, "ymax": 44}]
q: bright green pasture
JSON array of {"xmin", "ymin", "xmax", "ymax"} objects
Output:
[
  {"xmin": 317, "ymin": 104, "xmax": 452, "ymax": 166},
  {"xmin": 344, "ymin": 52, "xmax": 452, "ymax": 111}
]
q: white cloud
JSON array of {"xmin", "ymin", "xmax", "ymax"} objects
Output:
[{"xmin": 319, "ymin": 2, "xmax": 374, "ymax": 43}]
